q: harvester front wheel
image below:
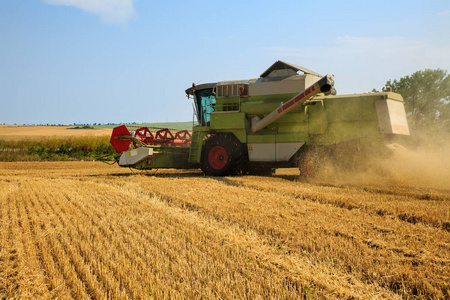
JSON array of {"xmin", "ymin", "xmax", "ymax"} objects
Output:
[{"xmin": 201, "ymin": 134, "xmax": 243, "ymax": 176}]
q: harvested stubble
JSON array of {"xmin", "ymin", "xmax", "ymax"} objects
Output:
[{"xmin": 0, "ymin": 162, "xmax": 449, "ymax": 299}]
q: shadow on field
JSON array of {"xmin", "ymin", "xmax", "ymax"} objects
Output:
[
  {"xmin": 97, "ymin": 169, "xmax": 303, "ymax": 182},
  {"xmin": 273, "ymin": 174, "xmax": 302, "ymax": 182},
  {"xmin": 102, "ymin": 169, "xmax": 205, "ymax": 178},
  {"xmin": 210, "ymin": 177, "xmax": 242, "ymax": 187}
]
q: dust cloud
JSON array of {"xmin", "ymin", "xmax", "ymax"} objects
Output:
[
  {"xmin": 315, "ymin": 131, "xmax": 450, "ymax": 191},
  {"xmin": 378, "ymin": 132, "xmax": 450, "ymax": 190}
]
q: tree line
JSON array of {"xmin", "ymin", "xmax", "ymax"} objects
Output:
[{"xmin": 374, "ymin": 69, "xmax": 450, "ymax": 133}]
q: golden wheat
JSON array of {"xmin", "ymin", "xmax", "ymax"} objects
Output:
[
  {"xmin": 0, "ymin": 125, "xmax": 111, "ymax": 140},
  {"xmin": 0, "ymin": 162, "xmax": 448, "ymax": 299}
]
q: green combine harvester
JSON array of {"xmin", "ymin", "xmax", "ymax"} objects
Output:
[{"xmin": 109, "ymin": 61, "xmax": 409, "ymax": 176}]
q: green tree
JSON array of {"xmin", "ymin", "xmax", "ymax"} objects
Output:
[{"xmin": 380, "ymin": 69, "xmax": 450, "ymax": 131}]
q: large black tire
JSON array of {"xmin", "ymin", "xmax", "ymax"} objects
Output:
[
  {"xmin": 201, "ymin": 133, "xmax": 244, "ymax": 176},
  {"xmin": 299, "ymin": 151, "xmax": 319, "ymax": 178},
  {"xmin": 298, "ymin": 147, "xmax": 329, "ymax": 179}
]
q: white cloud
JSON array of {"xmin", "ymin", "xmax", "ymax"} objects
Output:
[
  {"xmin": 264, "ymin": 36, "xmax": 450, "ymax": 94},
  {"xmin": 438, "ymin": 11, "xmax": 450, "ymax": 16},
  {"xmin": 44, "ymin": 0, "xmax": 135, "ymax": 24}
]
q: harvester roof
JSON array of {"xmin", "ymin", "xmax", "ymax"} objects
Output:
[
  {"xmin": 260, "ymin": 60, "xmax": 322, "ymax": 78},
  {"xmin": 185, "ymin": 82, "xmax": 217, "ymax": 96},
  {"xmin": 185, "ymin": 61, "xmax": 323, "ymax": 96}
]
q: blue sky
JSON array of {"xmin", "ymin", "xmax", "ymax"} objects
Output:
[{"xmin": 1, "ymin": 0, "xmax": 449, "ymax": 125}]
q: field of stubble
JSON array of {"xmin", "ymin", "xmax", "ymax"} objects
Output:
[{"xmin": 0, "ymin": 161, "xmax": 449, "ymax": 299}]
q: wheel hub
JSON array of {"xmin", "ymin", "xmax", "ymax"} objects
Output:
[{"xmin": 208, "ymin": 146, "xmax": 228, "ymax": 170}]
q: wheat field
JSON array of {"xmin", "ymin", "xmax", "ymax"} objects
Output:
[
  {"xmin": 0, "ymin": 161, "xmax": 449, "ymax": 299},
  {"xmin": 0, "ymin": 125, "xmax": 111, "ymax": 140}
]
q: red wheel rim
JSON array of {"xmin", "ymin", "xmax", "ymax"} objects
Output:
[{"xmin": 208, "ymin": 146, "xmax": 228, "ymax": 170}]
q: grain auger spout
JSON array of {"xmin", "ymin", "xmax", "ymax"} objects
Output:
[{"xmin": 251, "ymin": 74, "xmax": 334, "ymax": 133}]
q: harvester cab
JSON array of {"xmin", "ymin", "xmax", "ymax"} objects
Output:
[
  {"xmin": 108, "ymin": 61, "xmax": 409, "ymax": 177},
  {"xmin": 187, "ymin": 83, "xmax": 217, "ymax": 126}
]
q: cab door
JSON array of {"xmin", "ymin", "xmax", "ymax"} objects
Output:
[{"xmin": 194, "ymin": 88, "xmax": 216, "ymax": 126}]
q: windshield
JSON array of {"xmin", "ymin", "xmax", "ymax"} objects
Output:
[{"xmin": 194, "ymin": 88, "xmax": 215, "ymax": 126}]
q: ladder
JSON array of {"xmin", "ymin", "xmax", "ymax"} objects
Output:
[{"xmin": 188, "ymin": 130, "xmax": 203, "ymax": 163}]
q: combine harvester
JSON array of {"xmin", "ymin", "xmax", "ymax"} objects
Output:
[{"xmin": 108, "ymin": 61, "xmax": 409, "ymax": 176}]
